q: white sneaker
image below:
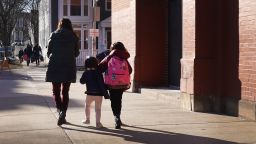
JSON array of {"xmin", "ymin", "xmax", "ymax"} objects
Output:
[{"xmin": 82, "ymin": 119, "xmax": 90, "ymax": 124}]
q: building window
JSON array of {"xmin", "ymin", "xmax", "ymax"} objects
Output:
[
  {"xmin": 19, "ymin": 31, "xmax": 23, "ymax": 41},
  {"xmin": 63, "ymin": 0, "xmax": 88, "ymax": 16},
  {"xmin": 19, "ymin": 19, "xmax": 23, "ymax": 27},
  {"xmin": 74, "ymin": 30, "xmax": 81, "ymax": 49},
  {"xmin": 105, "ymin": 0, "xmax": 111, "ymax": 11},
  {"xmin": 84, "ymin": 0, "xmax": 88, "ymax": 16},
  {"xmin": 73, "ymin": 24, "xmax": 88, "ymax": 50},
  {"xmin": 63, "ymin": 0, "xmax": 68, "ymax": 16},
  {"xmin": 16, "ymin": 18, "xmax": 23, "ymax": 28},
  {"xmin": 84, "ymin": 30, "xmax": 88, "ymax": 49},
  {"xmin": 71, "ymin": 0, "xmax": 81, "ymax": 16},
  {"xmin": 15, "ymin": 31, "xmax": 19, "ymax": 41}
]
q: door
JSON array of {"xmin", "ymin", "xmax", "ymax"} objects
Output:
[
  {"xmin": 168, "ymin": 0, "xmax": 182, "ymax": 87},
  {"xmin": 73, "ymin": 24, "xmax": 89, "ymax": 66}
]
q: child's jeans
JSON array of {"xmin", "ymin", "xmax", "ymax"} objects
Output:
[{"xmin": 85, "ymin": 95, "xmax": 103, "ymax": 123}]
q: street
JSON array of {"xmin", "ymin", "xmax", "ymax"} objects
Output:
[{"xmin": 0, "ymin": 66, "xmax": 256, "ymax": 144}]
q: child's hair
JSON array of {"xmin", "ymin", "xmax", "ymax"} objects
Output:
[
  {"xmin": 111, "ymin": 42, "xmax": 126, "ymax": 51},
  {"xmin": 84, "ymin": 56, "xmax": 98, "ymax": 69}
]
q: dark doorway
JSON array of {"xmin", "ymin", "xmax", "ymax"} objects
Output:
[
  {"xmin": 168, "ymin": 0, "xmax": 182, "ymax": 88},
  {"xmin": 106, "ymin": 27, "xmax": 111, "ymax": 49}
]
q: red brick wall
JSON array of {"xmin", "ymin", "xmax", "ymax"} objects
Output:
[
  {"xmin": 112, "ymin": 0, "xmax": 168, "ymax": 89},
  {"xmin": 180, "ymin": 0, "xmax": 195, "ymax": 94},
  {"xmin": 182, "ymin": 0, "xmax": 240, "ymax": 114},
  {"xmin": 112, "ymin": 0, "xmax": 130, "ymax": 12},
  {"xmin": 194, "ymin": 0, "xmax": 240, "ymax": 114},
  {"xmin": 239, "ymin": 1, "xmax": 256, "ymax": 102}
]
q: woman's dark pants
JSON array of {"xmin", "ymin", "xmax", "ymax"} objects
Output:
[
  {"xmin": 52, "ymin": 82, "xmax": 71, "ymax": 125},
  {"xmin": 52, "ymin": 82, "xmax": 71, "ymax": 112}
]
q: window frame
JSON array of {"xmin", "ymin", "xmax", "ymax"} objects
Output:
[
  {"xmin": 73, "ymin": 24, "xmax": 89, "ymax": 50},
  {"xmin": 105, "ymin": 0, "xmax": 111, "ymax": 11},
  {"xmin": 62, "ymin": 0, "xmax": 89, "ymax": 17}
]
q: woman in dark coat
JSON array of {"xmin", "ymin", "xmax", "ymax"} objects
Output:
[{"xmin": 46, "ymin": 18, "xmax": 79, "ymax": 126}]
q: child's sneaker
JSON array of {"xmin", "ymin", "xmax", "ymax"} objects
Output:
[
  {"xmin": 96, "ymin": 122, "xmax": 103, "ymax": 128},
  {"xmin": 82, "ymin": 119, "xmax": 90, "ymax": 124}
]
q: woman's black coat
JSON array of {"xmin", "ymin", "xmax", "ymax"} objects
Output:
[{"xmin": 46, "ymin": 28, "xmax": 79, "ymax": 83}]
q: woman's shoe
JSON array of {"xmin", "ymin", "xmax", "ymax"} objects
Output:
[
  {"xmin": 57, "ymin": 111, "xmax": 66, "ymax": 126},
  {"xmin": 57, "ymin": 117, "xmax": 67, "ymax": 126}
]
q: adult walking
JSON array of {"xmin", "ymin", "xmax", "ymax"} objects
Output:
[
  {"xmin": 18, "ymin": 48, "xmax": 24, "ymax": 63},
  {"xmin": 24, "ymin": 44, "xmax": 33, "ymax": 66},
  {"xmin": 98, "ymin": 42, "xmax": 132, "ymax": 129},
  {"xmin": 46, "ymin": 18, "xmax": 79, "ymax": 126},
  {"xmin": 33, "ymin": 44, "xmax": 42, "ymax": 66}
]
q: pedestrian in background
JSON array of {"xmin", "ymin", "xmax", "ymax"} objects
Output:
[
  {"xmin": 33, "ymin": 44, "xmax": 42, "ymax": 66},
  {"xmin": 18, "ymin": 48, "xmax": 24, "ymax": 63},
  {"xmin": 24, "ymin": 44, "xmax": 33, "ymax": 66},
  {"xmin": 80, "ymin": 56, "xmax": 109, "ymax": 128},
  {"xmin": 98, "ymin": 42, "xmax": 132, "ymax": 129},
  {"xmin": 46, "ymin": 18, "xmax": 79, "ymax": 126}
]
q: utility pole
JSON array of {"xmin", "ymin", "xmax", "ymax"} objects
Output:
[
  {"xmin": 91, "ymin": 0, "xmax": 100, "ymax": 56},
  {"xmin": 92, "ymin": 0, "xmax": 97, "ymax": 56}
]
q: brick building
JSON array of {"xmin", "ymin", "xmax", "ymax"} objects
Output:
[{"xmin": 112, "ymin": 0, "xmax": 256, "ymax": 120}]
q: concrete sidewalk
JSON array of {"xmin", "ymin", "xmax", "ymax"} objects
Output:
[{"xmin": 0, "ymin": 67, "xmax": 256, "ymax": 144}]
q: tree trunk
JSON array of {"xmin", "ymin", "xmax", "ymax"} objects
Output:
[{"xmin": 2, "ymin": 23, "xmax": 10, "ymax": 58}]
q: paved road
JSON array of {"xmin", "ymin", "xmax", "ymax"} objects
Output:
[{"xmin": 0, "ymin": 66, "xmax": 256, "ymax": 144}]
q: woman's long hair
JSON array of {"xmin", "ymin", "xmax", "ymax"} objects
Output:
[{"xmin": 57, "ymin": 18, "xmax": 74, "ymax": 32}]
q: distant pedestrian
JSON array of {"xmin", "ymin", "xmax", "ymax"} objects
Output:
[
  {"xmin": 23, "ymin": 44, "xmax": 33, "ymax": 66},
  {"xmin": 98, "ymin": 42, "xmax": 132, "ymax": 129},
  {"xmin": 80, "ymin": 56, "xmax": 109, "ymax": 128},
  {"xmin": 33, "ymin": 44, "xmax": 42, "ymax": 66},
  {"xmin": 18, "ymin": 48, "xmax": 24, "ymax": 63},
  {"xmin": 46, "ymin": 18, "xmax": 80, "ymax": 126}
]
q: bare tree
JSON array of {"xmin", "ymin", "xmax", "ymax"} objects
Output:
[
  {"xmin": 27, "ymin": 0, "xmax": 41, "ymax": 45},
  {"xmin": 0, "ymin": 0, "xmax": 30, "ymax": 57}
]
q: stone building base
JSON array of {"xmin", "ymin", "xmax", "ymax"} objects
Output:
[
  {"xmin": 181, "ymin": 92, "xmax": 239, "ymax": 116},
  {"xmin": 239, "ymin": 100, "xmax": 256, "ymax": 120}
]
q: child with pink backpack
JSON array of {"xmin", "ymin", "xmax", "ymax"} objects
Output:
[{"xmin": 99, "ymin": 42, "xmax": 132, "ymax": 129}]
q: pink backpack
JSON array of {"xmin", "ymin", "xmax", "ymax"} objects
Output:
[{"xmin": 104, "ymin": 56, "xmax": 130, "ymax": 89}]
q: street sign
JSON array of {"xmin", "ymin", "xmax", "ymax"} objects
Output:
[{"xmin": 89, "ymin": 29, "xmax": 99, "ymax": 37}]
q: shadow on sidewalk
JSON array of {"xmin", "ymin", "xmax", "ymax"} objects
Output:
[
  {"xmin": 62, "ymin": 123, "xmax": 237, "ymax": 144},
  {"xmin": 0, "ymin": 94, "xmax": 84, "ymax": 112},
  {"xmin": 0, "ymin": 69, "xmax": 84, "ymax": 111}
]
